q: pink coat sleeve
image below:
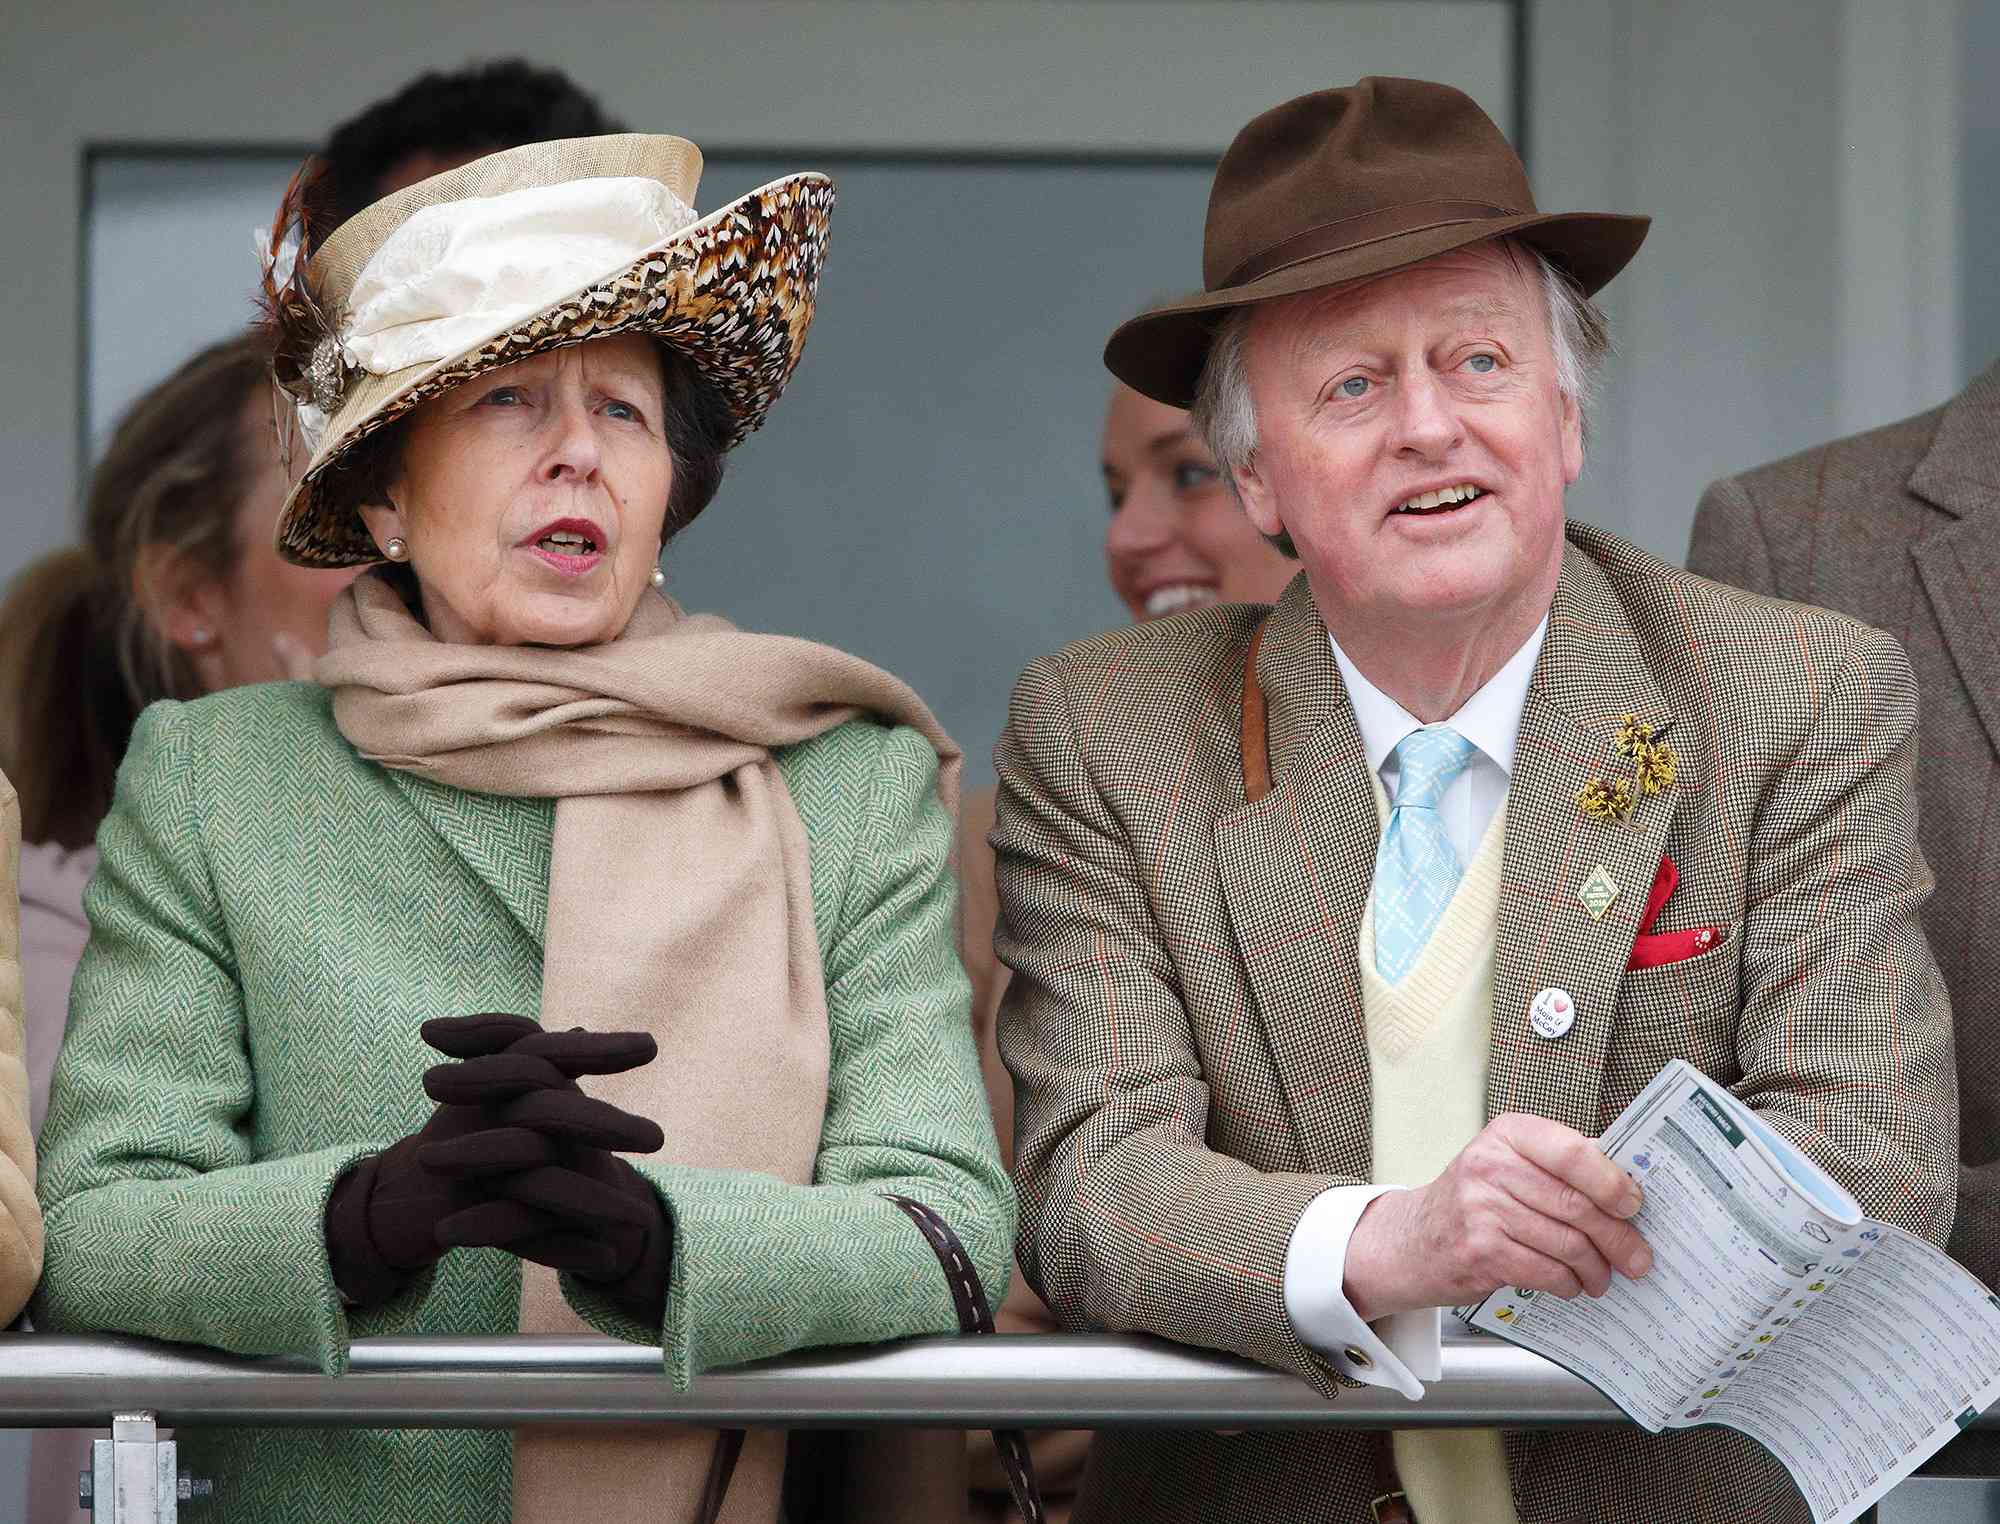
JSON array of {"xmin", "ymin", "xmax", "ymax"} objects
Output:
[{"xmin": 16, "ymin": 839, "xmax": 94, "ymax": 1134}]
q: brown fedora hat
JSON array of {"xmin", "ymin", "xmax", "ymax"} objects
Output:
[{"xmin": 1105, "ymin": 77, "xmax": 1650, "ymax": 407}]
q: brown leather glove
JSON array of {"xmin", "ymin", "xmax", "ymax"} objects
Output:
[
  {"xmin": 423, "ymin": 1026, "xmax": 674, "ymax": 1324},
  {"xmin": 323, "ymin": 1015, "xmax": 662, "ymax": 1309},
  {"xmin": 324, "ymin": 1013, "xmax": 541, "ymax": 1307}
]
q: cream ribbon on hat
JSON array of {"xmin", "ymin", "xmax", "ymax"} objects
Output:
[{"xmin": 295, "ymin": 175, "xmax": 698, "ymax": 451}]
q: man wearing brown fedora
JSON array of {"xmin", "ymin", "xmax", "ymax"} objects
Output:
[
  {"xmin": 992, "ymin": 78, "xmax": 1956, "ymax": 1523},
  {"xmin": 1687, "ymin": 362, "xmax": 2000, "ymax": 1481}
]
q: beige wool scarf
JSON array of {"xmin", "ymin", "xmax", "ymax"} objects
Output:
[{"xmin": 321, "ymin": 572, "xmax": 961, "ymax": 1524}]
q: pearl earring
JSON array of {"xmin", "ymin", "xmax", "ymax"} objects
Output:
[
  {"xmin": 649, "ymin": 566, "xmax": 665, "ymax": 588},
  {"xmin": 189, "ymin": 626, "xmax": 213, "ymax": 648},
  {"xmin": 384, "ymin": 536, "xmax": 408, "ymax": 562}
]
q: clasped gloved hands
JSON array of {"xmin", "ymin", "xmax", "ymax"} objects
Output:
[{"xmin": 325, "ymin": 1013, "xmax": 675, "ymax": 1323}]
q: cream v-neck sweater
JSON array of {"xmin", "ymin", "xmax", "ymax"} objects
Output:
[{"xmin": 1359, "ymin": 781, "xmax": 1520, "ymax": 1524}]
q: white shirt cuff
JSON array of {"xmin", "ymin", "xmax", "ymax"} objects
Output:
[{"xmin": 1283, "ymin": 1184, "xmax": 1440, "ymax": 1401}]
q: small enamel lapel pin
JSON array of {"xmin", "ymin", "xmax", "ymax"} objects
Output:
[{"xmin": 1579, "ymin": 865, "xmax": 1621, "ymax": 920}]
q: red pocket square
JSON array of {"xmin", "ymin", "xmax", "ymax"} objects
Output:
[
  {"xmin": 1626, "ymin": 855, "xmax": 1725, "ymax": 970},
  {"xmin": 1629, "ymin": 924, "xmax": 1724, "ymax": 970}
]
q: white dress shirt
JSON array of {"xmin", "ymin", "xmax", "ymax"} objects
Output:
[{"xmin": 1281, "ymin": 616, "xmax": 1549, "ymax": 1398}]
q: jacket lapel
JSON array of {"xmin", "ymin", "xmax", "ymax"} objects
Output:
[
  {"xmin": 1215, "ymin": 577, "xmax": 1383, "ymax": 1175},
  {"xmin": 1908, "ymin": 362, "xmax": 2000, "ymax": 764},
  {"xmin": 382, "ymin": 766, "xmax": 553, "ymax": 949},
  {"xmin": 1489, "ymin": 540, "xmax": 1678, "ymax": 1136}
]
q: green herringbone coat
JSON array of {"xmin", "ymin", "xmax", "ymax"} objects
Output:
[{"xmin": 34, "ymin": 680, "xmax": 1014, "ymax": 1523}]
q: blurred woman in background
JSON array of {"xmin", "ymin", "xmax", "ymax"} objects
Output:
[
  {"xmin": 1097, "ymin": 380, "xmax": 1299, "ymax": 625},
  {"xmin": 960, "ymin": 378, "xmax": 1297, "ymax": 1522},
  {"xmin": 0, "ymin": 335, "xmax": 358, "ymax": 1524},
  {"xmin": 1, "ymin": 766, "xmax": 39, "ymax": 1328},
  {"xmin": 3, "ymin": 64, "xmax": 623, "ymax": 1523},
  {"xmin": 0, "ymin": 332, "xmax": 361, "ymax": 1132}
]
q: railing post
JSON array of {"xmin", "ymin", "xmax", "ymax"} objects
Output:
[
  {"xmin": 79, "ymin": 1413, "xmax": 211, "ymax": 1523},
  {"xmin": 87, "ymin": 1412, "xmax": 165, "ymax": 1523}
]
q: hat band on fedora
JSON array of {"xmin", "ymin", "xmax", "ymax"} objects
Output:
[
  {"xmin": 1221, "ymin": 198, "xmax": 1516, "ymax": 289},
  {"xmin": 340, "ymin": 176, "xmax": 699, "ymax": 379}
]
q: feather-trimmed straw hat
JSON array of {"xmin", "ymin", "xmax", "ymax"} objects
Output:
[
  {"xmin": 268, "ymin": 134, "xmax": 834, "ymax": 567},
  {"xmin": 1104, "ymin": 77, "xmax": 1649, "ymax": 407}
]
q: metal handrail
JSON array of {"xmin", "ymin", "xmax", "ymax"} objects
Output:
[
  {"xmin": 1, "ymin": 1326, "xmax": 1622, "ymax": 1430},
  {"xmin": 0, "ymin": 1321, "xmax": 1982, "ymax": 1439},
  {"xmin": 6, "ymin": 1326, "xmax": 1998, "ymax": 1432}
]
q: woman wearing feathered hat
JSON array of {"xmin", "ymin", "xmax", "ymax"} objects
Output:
[{"xmin": 33, "ymin": 135, "xmax": 1016, "ymax": 1523}]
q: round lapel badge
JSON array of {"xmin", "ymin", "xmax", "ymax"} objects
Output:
[{"xmin": 1529, "ymin": 987, "xmax": 1575, "ymax": 1040}]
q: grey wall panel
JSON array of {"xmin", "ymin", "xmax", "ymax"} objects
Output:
[
  {"xmin": 1962, "ymin": 0, "xmax": 2000, "ymax": 382},
  {"xmin": 650, "ymin": 154, "xmax": 1207, "ymax": 788},
  {"xmin": 0, "ymin": 1433, "xmax": 22, "ymax": 1524},
  {"xmin": 85, "ymin": 156, "xmax": 300, "ymax": 458},
  {"xmin": 1543, "ymin": 0, "xmax": 1843, "ymax": 562},
  {"xmin": 1530, "ymin": 0, "xmax": 1969, "ymax": 567},
  {"xmin": 2, "ymin": 0, "xmax": 1515, "ymax": 586}
]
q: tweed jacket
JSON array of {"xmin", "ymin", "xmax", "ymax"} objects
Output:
[
  {"xmin": 34, "ymin": 681, "xmax": 1013, "ymax": 1524},
  {"xmin": 993, "ymin": 522, "xmax": 1956, "ymax": 1524},
  {"xmin": 1, "ymin": 771, "xmax": 40, "ymax": 1326}
]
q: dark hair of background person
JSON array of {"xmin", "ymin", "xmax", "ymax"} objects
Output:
[
  {"xmin": 0, "ymin": 334, "xmax": 272, "ymax": 850},
  {"xmin": 319, "ymin": 60, "xmax": 626, "ymax": 226}
]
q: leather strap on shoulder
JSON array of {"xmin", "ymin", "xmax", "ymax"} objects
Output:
[{"xmin": 1242, "ymin": 616, "xmax": 1273, "ymax": 804}]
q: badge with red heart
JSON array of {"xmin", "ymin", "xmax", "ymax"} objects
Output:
[{"xmin": 1530, "ymin": 987, "xmax": 1575, "ymax": 1039}]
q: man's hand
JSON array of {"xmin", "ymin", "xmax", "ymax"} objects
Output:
[{"xmin": 1342, "ymin": 1113, "xmax": 1652, "ymax": 1322}]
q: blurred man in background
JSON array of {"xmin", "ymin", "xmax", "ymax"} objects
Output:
[{"xmin": 1689, "ymin": 358, "xmax": 2000, "ymax": 1478}]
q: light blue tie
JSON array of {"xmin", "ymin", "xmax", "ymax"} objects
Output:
[{"xmin": 1372, "ymin": 726, "xmax": 1479, "ymax": 984}]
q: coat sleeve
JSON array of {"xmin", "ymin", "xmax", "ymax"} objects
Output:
[
  {"xmin": 0, "ymin": 773, "xmax": 42, "ymax": 1326},
  {"xmin": 992, "ymin": 656, "xmax": 1354, "ymax": 1396},
  {"xmin": 30, "ymin": 704, "xmax": 370, "ymax": 1371},
  {"xmin": 1687, "ymin": 474, "xmax": 1781, "ymax": 595},
  {"xmin": 1735, "ymin": 625, "xmax": 1958, "ymax": 1243},
  {"xmin": 566, "ymin": 723, "xmax": 1018, "ymax": 1389}
]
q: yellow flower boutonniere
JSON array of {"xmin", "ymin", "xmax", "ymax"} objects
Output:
[
  {"xmin": 1579, "ymin": 715, "xmax": 1678, "ymax": 825},
  {"xmin": 1634, "ymin": 739, "xmax": 1677, "ymax": 797},
  {"xmin": 1578, "ymin": 775, "xmax": 1637, "ymax": 824}
]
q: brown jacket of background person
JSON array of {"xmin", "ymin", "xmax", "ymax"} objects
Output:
[
  {"xmin": 1689, "ymin": 359, "xmax": 2000, "ymax": 1473},
  {"xmin": 959, "ymin": 786, "xmax": 1090, "ymax": 1522}
]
